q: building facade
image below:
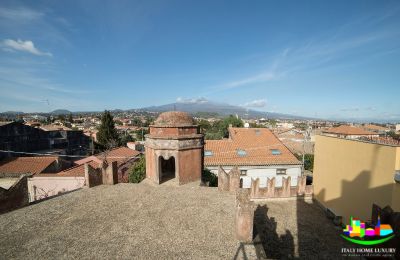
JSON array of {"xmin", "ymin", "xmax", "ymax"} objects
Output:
[
  {"xmin": 313, "ymin": 135, "xmax": 400, "ymax": 222},
  {"xmin": 204, "ymin": 127, "xmax": 302, "ymax": 188}
]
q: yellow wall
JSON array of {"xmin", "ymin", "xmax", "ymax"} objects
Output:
[{"xmin": 314, "ymin": 135, "xmax": 400, "ymax": 222}]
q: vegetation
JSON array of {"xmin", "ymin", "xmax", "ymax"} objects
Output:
[
  {"xmin": 295, "ymin": 153, "xmax": 314, "ymax": 172},
  {"xmin": 119, "ymin": 133, "xmax": 134, "ymax": 145},
  {"xmin": 202, "ymin": 168, "xmax": 218, "ymax": 187},
  {"xmin": 128, "ymin": 155, "xmax": 146, "ymax": 183},
  {"xmin": 68, "ymin": 113, "xmax": 73, "ymax": 123},
  {"xmin": 388, "ymin": 131, "xmax": 400, "ymax": 141},
  {"xmin": 199, "ymin": 115, "xmax": 244, "ymax": 140},
  {"xmin": 97, "ymin": 110, "xmax": 120, "ymax": 148}
]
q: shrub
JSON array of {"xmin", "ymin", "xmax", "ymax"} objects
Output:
[
  {"xmin": 202, "ymin": 168, "xmax": 218, "ymax": 187},
  {"xmin": 128, "ymin": 155, "xmax": 146, "ymax": 183}
]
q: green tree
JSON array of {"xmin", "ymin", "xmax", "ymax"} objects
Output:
[
  {"xmin": 119, "ymin": 133, "xmax": 134, "ymax": 146},
  {"xmin": 128, "ymin": 155, "xmax": 146, "ymax": 183},
  {"xmin": 196, "ymin": 119, "xmax": 211, "ymax": 133},
  {"xmin": 202, "ymin": 168, "xmax": 218, "ymax": 187},
  {"xmin": 68, "ymin": 113, "xmax": 73, "ymax": 123},
  {"xmin": 221, "ymin": 115, "xmax": 243, "ymax": 137},
  {"xmin": 97, "ymin": 110, "xmax": 120, "ymax": 147}
]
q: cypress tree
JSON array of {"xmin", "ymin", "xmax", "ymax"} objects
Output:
[{"xmin": 97, "ymin": 110, "xmax": 119, "ymax": 147}]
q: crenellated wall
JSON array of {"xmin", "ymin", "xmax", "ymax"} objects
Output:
[{"xmin": 218, "ymin": 166, "xmax": 313, "ymax": 200}]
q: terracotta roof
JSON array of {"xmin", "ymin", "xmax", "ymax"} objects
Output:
[
  {"xmin": 61, "ymin": 147, "xmax": 141, "ymax": 177},
  {"xmin": 204, "ymin": 128, "xmax": 301, "ymax": 166},
  {"xmin": 57, "ymin": 161, "xmax": 100, "ymax": 177},
  {"xmin": 0, "ymin": 156, "xmax": 59, "ymax": 176},
  {"xmin": 75, "ymin": 147, "xmax": 140, "ymax": 165},
  {"xmin": 40, "ymin": 125, "xmax": 71, "ymax": 131},
  {"xmin": 323, "ymin": 125, "xmax": 377, "ymax": 136},
  {"xmin": 363, "ymin": 124, "xmax": 388, "ymax": 131},
  {"xmin": 154, "ymin": 111, "xmax": 194, "ymax": 126}
]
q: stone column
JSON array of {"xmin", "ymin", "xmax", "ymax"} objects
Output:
[
  {"xmin": 250, "ymin": 178, "xmax": 260, "ymax": 199},
  {"xmin": 235, "ymin": 189, "xmax": 256, "ymax": 242},
  {"xmin": 229, "ymin": 166, "xmax": 241, "ymax": 192},
  {"xmin": 267, "ymin": 178, "xmax": 276, "ymax": 198},
  {"xmin": 281, "ymin": 176, "xmax": 291, "ymax": 197},
  {"xmin": 297, "ymin": 176, "xmax": 306, "ymax": 195},
  {"xmin": 218, "ymin": 166, "xmax": 229, "ymax": 191}
]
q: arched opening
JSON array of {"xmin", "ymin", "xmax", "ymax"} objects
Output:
[{"xmin": 159, "ymin": 156, "xmax": 175, "ymax": 183}]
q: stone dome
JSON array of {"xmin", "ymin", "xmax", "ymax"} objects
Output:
[{"xmin": 154, "ymin": 111, "xmax": 194, "ymax": 126}]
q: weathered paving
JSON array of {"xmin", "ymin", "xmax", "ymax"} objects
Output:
[{"xmin": 0, "ymin": 181, "xmax": 346, "ymax": 259}]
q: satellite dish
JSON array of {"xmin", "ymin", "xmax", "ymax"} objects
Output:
[{"xmin": 244, "ymin": 123, "xmax": 250, "ymax": 128}]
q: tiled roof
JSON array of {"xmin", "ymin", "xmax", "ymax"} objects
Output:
[
  {"xmin": 76, "ymin": 147, "xmax": 140, "ymax": 165},
  {"xmin": 363, "ymin": 124, "xmax": 388, "ymax": 131},
  {"xmin": 204, "ymin": 128, "xmax": 301, "ymax": 166},
  {"xmin": 0, "ymin": 156, "xmax": 59, "ymax": 176},
  {"xmin": 61, "ymin": 147, "xmax": 141, "ymax": 177},
  {"xmin": 57, "ymin": 161, "xmax": 100, "ymax": 177},
  {"xmin": 323, "ymin": 125, "xmax": 377, "ymax": 136},
  {"xmin": 40, "ymin": 125, "xmax": 72, "ymax": 131}
]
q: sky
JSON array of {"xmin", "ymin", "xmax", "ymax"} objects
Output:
[{"xmin": 0, "ymin": 0, "xmax": 399, "ymax": 121}]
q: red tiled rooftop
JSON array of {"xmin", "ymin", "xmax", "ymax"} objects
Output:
[
  {"xmin": 0, "ymin": 156, "xmax": 59, "ymax": 176},
  {"xmin": 204, "ymin": 127, "xmax": 301, "ymax": 166},
  {"xmin": 57, "ymin": 161, "xmax": 100, "ymax": 177},
  {"xmin": 323, "ymin": 125, "xmax": 377, "ymax": 136},
  {"xmin": 60, "ymin": 147, "xmax": 141, "ymax": 177}
]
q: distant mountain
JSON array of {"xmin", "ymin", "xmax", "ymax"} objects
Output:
[
  {"xmin": 138, "ymin": 101, "xmax": 310, "ymax": 120},
  {"xmin": 0, "ymin": 111, "xmax": 24, "ymax": 115},
  {"xmin": 51, "ymin": 109, "xmax": 72, "ymax": 115}
]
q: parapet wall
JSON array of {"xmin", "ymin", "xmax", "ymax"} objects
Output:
[
  {"xmin": 0, "ymin": 175, "xmax": 29, "ymax": 213},
  {"xmin": 218, "ymin": 166, "xmax": 313, "ymax": 200},
  {"xmin": 85, "ymin": 161, "xmax": 118, "ymax": 188}
]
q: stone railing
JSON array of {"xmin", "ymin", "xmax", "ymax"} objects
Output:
[
  {"xmin": 85, "ymin": 161, "xmax": 118, "ymax": 188},
  {"xmin": 218, "ymin": 166, "xmax": 313, "ymax": 200}
]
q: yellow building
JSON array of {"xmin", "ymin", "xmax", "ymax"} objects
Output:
[{"xmin": 314, "ymin": 135, "xmax": 400, "ymax": 222}]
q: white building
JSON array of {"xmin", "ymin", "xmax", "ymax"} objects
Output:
[{"xmin": 204, "ymin": 127, "xmax": 302, "ymax": 188}]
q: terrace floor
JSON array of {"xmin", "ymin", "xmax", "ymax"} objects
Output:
[{"xmin": 0, "ymin": 181, "xmax": 347, "ymax": 259}]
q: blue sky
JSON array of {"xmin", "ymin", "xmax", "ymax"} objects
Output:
[{"xmin": 0, "ymin": 0, "xmax": 399, "ymax": 121}]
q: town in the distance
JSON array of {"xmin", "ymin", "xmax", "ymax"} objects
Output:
[{"xmin": 0, "ymin": 103, "xmax": 399, "ymax": 258}]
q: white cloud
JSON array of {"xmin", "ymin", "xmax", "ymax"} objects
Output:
[
  {"xmin": 176, "ymin": 97, "xmax": 208, "ymax": 104},
  {"xmin": 0, "ymin": 6, "xmax": 43, "ymax": 22},
  {"xmin": 2, "ymin": 39, "xmax": 52, "ymax": 57},
  {"xmin": 225, "ymin": 72, "xmax": 276, "ymax": 88},
  {"xmin": 242, "ymin": 99, "xmax": 267, "ymax": 108}
]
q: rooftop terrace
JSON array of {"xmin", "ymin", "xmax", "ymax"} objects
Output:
[{"xmin": 0, "ymin": 181, "xmax": 346, "ymax": 259}]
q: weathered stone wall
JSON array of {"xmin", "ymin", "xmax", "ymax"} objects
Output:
[
  {"xmin": 0, "ymin": 175, "xmax": 29, "ymax": 213},
  {"xmin": 145, "ymin": 147, "xmax": 157, "ymax": 183},
  {"xmin": 150, "ymin": 126, "xmax": 198, "ymax": 137},
  {"xmin": 218, "ymin": 166, "xmax": 313, "ymax": 199},
  {"xmin": 84, "ymin": 161, "xmax": 118, "ymax": 188},
  {"xmin": 178, "ymin": 148, "xmax": 202, "ymax": 185},
  {"xmin": 85, "ymin": 164, "xmax": 102, "ymax": 188}
]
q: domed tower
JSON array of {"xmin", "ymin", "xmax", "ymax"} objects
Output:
[{"xmin": 145, "ymin": 111, "xmax": 204, "ymax": 185}]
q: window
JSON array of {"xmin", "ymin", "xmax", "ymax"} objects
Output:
[
  {"xmin": 276, "ymin": 168, "xmax": 286, "ymax": 175},
  {"xmin": 240, "ymin": 170, "xmax": 247, "ymax": 176},
  {"xmin": 271, "ymin": 149, "xmax": 281, "ymax": 155},
  {"xmin": 255, "ymin": 129, "xmax": 261, "ymax": 135},
  {"xmin": 237, "ymin": 149, "xmax": 247, "ymax": 156},
  {"xmin": 204, "ymin": 150, "xmax": 213, "ymax": 156}
]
